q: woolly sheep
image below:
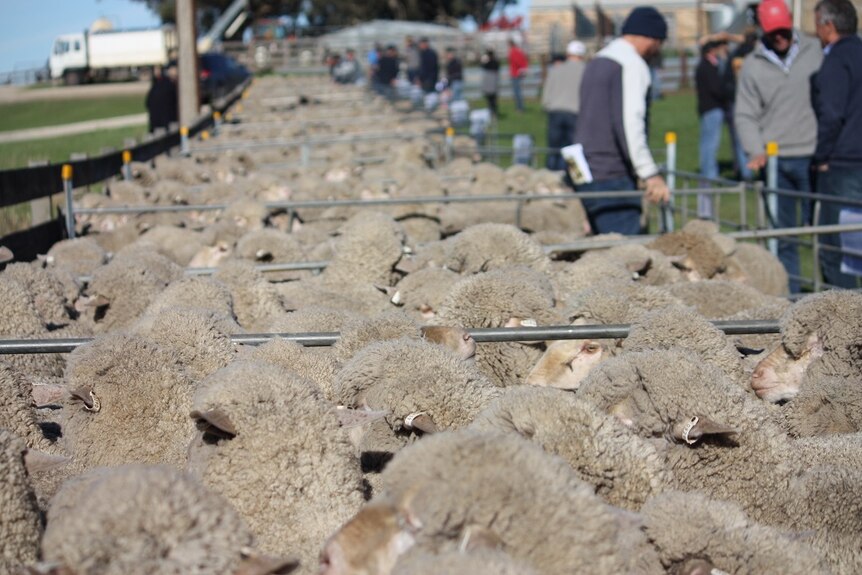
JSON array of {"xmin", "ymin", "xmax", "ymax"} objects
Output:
[
  {"xmin": 141, "ymin": 275, "xmax": 237, "ymax": 321},
  {"xmin": 470, "ymin": 386, "xmax": 672, "ymax": 510},
  {"xmin": 318, "ymin": 211, "xmax": 406, "ymax": 288},
  {"xmin": 642, "ymin": 490, "xmax": 828, "ymax": 574},
  {"xmin": 0, "ymin": 429, "xmax": 45, "ymax": 572},
  {"xmin": 624, "ymin": 305, "xmax": 749, "ymax": 387},
  {"xmin": 213, "ymin": 259, "xmax": 292, "ymax": 331},
  {"xmin": 61, "ymin": 333, "xmax": 197, "ymax": 469},
  {"xmin": 247, "ymin": 338, "xmax": 340, "ymax": 400},
  {"xmin": 727, "ymin": 241, "xmax": 790, "ymax": 296},
  {"xmin": 335, "ymin": 430, "xmax": 664, "ymax": 575},
  {"xmin": 436, "ymin": 223, "xmax": 550, "ymax": 274},
  {"xmin": 41, "ymin": 465, "xmax": 297, "ymax": 575},
  {"xmin": 386, "ymin": 267, "xmax": 461, "ymax": 320},
  {"xmin": 187, "ymin": 360, "xmax": 365, "ymax": 568},
  {"xmin": 235, "ymin": 228, "xmax": 309, "ymax": 281},
  {"xmin": 391, "ymin": 549, "xmax": 538, "ymax": 575},
  {"xmin": 434, "ymin": 266, "xmax": 563, "ymax": 387},
  {"xmin": 133, "ymin": 225, "xmax": 208, "ymax": 266},
  {"xmin": 82, "ymin": 248, "xmax": 184, "ymax": 332},
  {"xmin": 666, "ymin": 279, "xmax": 787, "ymax": 319},
  {"xmin": 647, "ymin": 230, "xmax": 730, "ymax": 281},
  {"xmin": 0, "ymin": 362, "xmax": 55, "ymax": 452},
  {"xmin": 751, "ymin": 290, "xmax": 862, "ymax": 402},
  {"xmin": 44, "ymin": 237, "xmax": 107, "ymax": 277},
  {"xmin": 779, "ymin": 377, "xmax": 862, "ymax": 437},
  {"xmin": 2, "ymin": 262, "xmax": 73, "ymax": 328},
  {"xmin": 0, "ymin": 277, "xmax": 65, "ymax": 377},
  {"xmin": 548, "ymin": 252, "xmax": 637, "ymax": 307}
]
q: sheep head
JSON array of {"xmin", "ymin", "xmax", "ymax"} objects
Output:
[
  {"xmin": 525, "ymin": 339, "xmax": 606, "ymax": 391},
  {"xmin": 191, "ymin": 408, "xmax": 237, "ymax": 442},
  {"xmin": 419, "ymin": 325, "xmax": 476, "ymax": 361},
  {"xmin": 0, "ymin": 245, "xmax": 13, "ymax": 263},
  {"xmin": 751, "ymin": 333, "xmax": 824, "ymax": 403}
]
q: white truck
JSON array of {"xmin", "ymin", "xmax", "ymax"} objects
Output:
[{"xmin": 49, "ymin": 26, "xmax": 178, "ymax": 85}]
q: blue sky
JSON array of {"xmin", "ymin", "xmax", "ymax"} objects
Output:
[
  {"xmin": 0, "ymin": 0, "xmax": 160, "ymax": 72},
  {"xmin": 0, "ymin": 0, "xmax": 530, "ymax": 73}
]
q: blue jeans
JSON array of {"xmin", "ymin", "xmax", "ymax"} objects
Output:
[
  {"xmin": 511, "ymin": 75, "xmax": 524, "ymax": 111},
  {"xmin": 725, "ymin": 105, "xmax": 752, "ymax": 181},
  {"xmin": 577, "ymin": 177, "xmax": 641, "ymax": 235},
  {"xmin": 817, "ymin": 165, "xmax": 862, "ymax": 288},
  {"xmin": 698, "ymin": 108, "xmax": 723, "ymax": 218},
  {"xmin": 546, "ymin": 111, "xmax": 577, "ymax": 171},
  {"xmin": 450, "ymin": 80, "xmax": 464, "ymax": 103},
  {"xmin": 769, "ymin": 156, "xmax": 813, "ymax": 293}
]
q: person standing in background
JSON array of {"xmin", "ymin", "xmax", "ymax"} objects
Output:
[
  {"xmin": 405, "ymin": 36, "xmax": 420, "ymax": 84},
  {"xmin": 417, "ymin": 37, "xmax": 439, "ymax": 94},
  {"xmin": 541, "ymin": 41, "xmax": 586, "ymax": 170},
  {"xmin": 145, "ymin": 63, "xmax": 178, "ymax": 133},
  {"xmin": 573, "ymin": 6, "xmax": 671, "ymax": 235},
  {"xmin": 508, "ymin": 38, "xmax": 529, "ymax": 112},
  {"xmin": 480, "ymin": 48, "xmax": 501, "ymax": 118},
  {"xmin": 444, "ymin": 47, "xmax": 464, "ymax": 102},
  {"xmin": 735, "ymin": 0, "xmax": 822, "ymax": 293},
  {"xmin": 374, "ymin": 44, "xmax": 400, "ymax": 100},
  {"xmin": 812, "ymin": 0, "xmax": 862, "ymax": 288},
  {"xmin": 695, "ymin": 38, "xmax": 730, "ymax": 218}
]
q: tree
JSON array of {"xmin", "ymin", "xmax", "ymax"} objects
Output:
[{"xmin": 133, "ymin": 0, "xmax": 515, "ymax": 27}]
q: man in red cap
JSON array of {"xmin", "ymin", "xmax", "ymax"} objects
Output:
[{"xmin": 735, "ymin": 0, "xmax": 822, "ymax": 293}]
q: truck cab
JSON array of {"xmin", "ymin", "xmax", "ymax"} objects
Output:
[{"xmin": 49, "ymin": 33, "xmax": 88, "ymax": 83}]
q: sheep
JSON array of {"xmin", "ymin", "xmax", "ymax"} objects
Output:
[
  {"xmin": 624, "ymin": 305, "xmax": 750, "ymax": 387},
  {"xmin": 326, "ymin": 430, "xmax": 663, "ymax": 575},
  {"xmin": 577, "ymin": 349, "xmax": 862, "ymax": 571},
  {"xmin": 435, "ymin": 223, "xmax": 551, "ymax": 275},
  {"xmin": 267, "ymin": 305, "xmax": 364, "ymax": 334},
  {"xmin": 82, "ymin": 248, "xmax": 184, "ymax": 332},
  {"xmin": 729, "ymin": 241, "xmax": 790, "ymax": 296},
  {"xmin": 331, "ymin": 311, "xmax": 426, "ymax": 364},
  {"xmin": 41, "ymin": 464, "xmax": 297, "ymax": 575},
  {"xmin": 235, "ymin": 228, "xmax": 310, "ymax": 281},
  {"xmin": 187, "ymin": 360, "xmax": 366, "ymax": 567},
  {"xmin": 779, "ymin": 377, "xmax": 862, "ymax": 437},
  {"xmin": 434, "ymin": 266, "xmax": 564, "ymax": 387},
  {"xmin": 44, "ymin": 237, "xmax": 108, "ymax": 277},
  {"xmin": 391, "ymin": 549, "xmax": 539, "ymax": 575},
  {"xmin": 548, "ymin": 251, "xmax": 638, "ymax": 307},
  {"xmin": 647, "ymin": 230, "xmax": 729, "ymax": 281},
  {"xmin": 751, "ymin": 290, "xmax": 862, "ymax": 403},
  {"xmin": 247, "ymin": 338, "xmax": 340, "ymax": 400},
  {"xmin": 470, "ymin": 386, "xmax": 672, "ymax": 510},
  {"xmin": 386, "ymin": 267, "xmax": 461, "ymax": 320},
  {"xmin": 666, "ymin": 279, "xmax": 787, "ymax": 319},
  {"xmin": 0, "ymin": 277, "xmax": 65, "ymax": 377},
  {"xmin": 61, "ymin": 332, "xmax": 197, "ymax": 469},
  {"xmin": 212, "ymin": 259, "xmax": 292, "ymax": 331},
  {"xmin": 641, "ymin": 490, "xmax": 829, "ymax": 575},
  {"xmin": 133, "ymin": 224, "xmax": 208, "ymax": 266},
  {"xmin": 2, "ymin": 262, "xmax": 73, "ymax": 328},
  {"xmin": 141, "ymin": 275, "xmax": 237, "ymax": 322},
  {"xmin": 0, "ymin": 429, "xmax": 44, "ymax": 572},
  {"xmin": 0, "ymin": 362, "xmax": 55, "ymax": 452}
]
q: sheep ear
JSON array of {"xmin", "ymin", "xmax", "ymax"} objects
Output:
[
  {"xmin": 736, "ymin": 344, "xmax": 764, "ymax": 357},
  {"xmin": 32, "ymin": 383, "xmax": 69, "ymax": 407},
  {"xmin": 459, "ymin": 524, "xmax": 504, "ymax": 553},
  {"xmin": 235, "ymin": 550, "xmax": 299, "ymax": 575},
  {"xmin": 675, "ymin": 415, "xmax": 738, "ymax": 445},
  {"xmin": 335, "ymin": 408, "xmax": 389, "ymax": 429},
  {"xmin": 404, "ymin": 412, "xmax": 438, "ymax": 434},
  {"xmin": 675, "ymin": 558, "xmax": 717, "ymax": 575},
  {"xmin": 191, "ymin": 408, "xmax": 237, "ymax": 437},
  {"xmin": 804, "ymin": 332, "xmax": 824, "ymax": 359},
  {"xmin": 254, "ymin": 249, "xmax": 273, "ymax": 262},
  {"xmin": 24, "ymin": 450, "xmax": 71, "ymax": 474},
  {"xmin": 0, "ymin": 246, "xmax": 13, "ymax": 263},
  {"xmin": 394, "ymin": 256, "xmax": 418, "ymax": 274},
  {"xmin": 24, "ymin": 563, "xmax": 78, "ymax": 575}
]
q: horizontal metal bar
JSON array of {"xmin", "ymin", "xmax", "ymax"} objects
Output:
[
  {"xmin": 0, "ymin": 320, "xmax": 781, "ymax": 354},
  {"xmin": 78, "ymin": 260, "xmax": 330, "ymax": 283},
  {"xmin": 189, "ymin": 130, "xmax": 434, "ymax": 153}
]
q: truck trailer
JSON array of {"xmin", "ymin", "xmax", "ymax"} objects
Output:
[{"xmin": 49, "ymin": 27, "xmax": 178, "ymax": 85}]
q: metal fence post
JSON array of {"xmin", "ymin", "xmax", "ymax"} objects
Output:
[
  {"xmin": 213, "ymin": 111, "xmax": 222, "ymax": 136},
  {"xmin": 122, "ymin": 150, "xmax": 133, "ymax": 181},
  {"xmin": 766, "ymin": 141, "xmax": 779, "ymax": 255},
  {"xmin": 445, "ymin": 126, "xmax": 454, "ymax": 163},
  {"xmin": 812, "ymin": 200, "xmax": 822, "ymax": 292},
  {"xmin": 662, "ymin": 131, "xmax": 677, "ymax": 233},
  {"xmin": 180, "ymin": 126, "xmax": 190, "ymax": 156},
  {"xmin": 62, "ymin": 164, "xmax": 75, "ymax": 240}
]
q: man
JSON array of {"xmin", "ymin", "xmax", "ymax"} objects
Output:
[
  {"xmin": 374, "ymin": 44, "xmax": 400, "ymax": 100},
  {"xmin": 573, "ymin": 6, "xmax": 671, "ymax": 235},
  {"xmin": 334, "ymin": 49, "xmax": 362, "ymax": 85},
  {"xmin": 734, "ymin": 0, "xmax": 822, "ymax": 293},
  {"xmin": 812, "ymin": 0, "xmax": 862, "ymax": 288},
  {"xmin": 404, "ymin": 36, "xmax": 420, "ymax": 84},
  {"xmin": 444, "ymin": 47, "xmax": 464, "ymax": 102},
  {"xmin": 508, "ymin": 39, "xmax": 529, "ymax": 112},
  {"xmin": 695, "ymin": 38, "xmax": 730, "ymax": 218},
  {"xmin": 417, "ymin": 37, "xmax": 439, "ymax": 94},
  {"xmin": 145, "ymin": 63, "xmax": 178, "ymax": 133},
  {"xmin": 541, "ymin": 40, "xmax": 586, "ymax": 171}
]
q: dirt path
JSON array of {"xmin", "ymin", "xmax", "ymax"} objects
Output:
[{"xmin": 0, "ymin": 81, "xmax": 148, "ymax": 104}]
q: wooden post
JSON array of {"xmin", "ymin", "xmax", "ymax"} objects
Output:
[{"xmin": 176, "ymin": 0, "xmax": 199, "ymax": 129}]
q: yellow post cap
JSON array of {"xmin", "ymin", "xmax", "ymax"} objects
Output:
[
  {"xmin": 446, "ymin": 127, "xmax": 455, "ymax": 137},
  {"xmin": 200, "ymin": 130, "xmax": 210, "ymax": 140},
  {"xmin": 665, "ymin": 132, "xmax": 677, "ymax": 144},
  {"xmin": 766, "ymin": 141, "xmax": 779, "ymax": 156},
  {"xmin": 214, "ymin": 111, "xmax": 222, "ymax": 121},
  {"xmin": 122, "ymin": 150, "xmax": 132, "ymax": 164},
  {"xmin": 61, "ymin": 164, "xmax": 73, "ymax": 180},
  {"xmin": 180, "ymin": 126, "xmax": 189, "ymax": 137},
  {"xmin": 236, "ymin": 104, "xmax": 243, "ymax": 113},
  {"xmin": 225, "ymin": 112, "xmax": 233, "ymax": 121},
  {"xmin": 242, "ymin": 90, "xmax": 249, "ymax": 99}
]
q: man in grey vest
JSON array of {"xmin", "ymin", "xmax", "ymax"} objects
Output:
[{"xmin": 542, "ymin": 41, "xmax": 586, "ymax": 171}]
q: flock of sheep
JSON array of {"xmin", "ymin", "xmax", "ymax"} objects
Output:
[{"xmin": 2, "ymin": 75, "xmax": 862, "ymax": 575}]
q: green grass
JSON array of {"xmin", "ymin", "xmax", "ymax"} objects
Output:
[
  {"xmin": 0, "ymin": 125, "xmax": 147, "ymax": 170},
  {"xmin": 0, "ymin": 95, "xmax": 145, "ymax": 132}
]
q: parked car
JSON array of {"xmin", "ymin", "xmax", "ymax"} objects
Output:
[{"xmin": 200, "ymin": 53, "xmax": 249, "ymax": 103}]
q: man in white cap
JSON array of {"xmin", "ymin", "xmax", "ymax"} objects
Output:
[{"xmin": 541, "ymin": 40, "xmax": 586, "ymax": 170}]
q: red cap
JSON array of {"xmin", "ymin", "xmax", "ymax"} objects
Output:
[{"xmin": 758, "ymin": 0, "xmax": 793, "ymax": 33}]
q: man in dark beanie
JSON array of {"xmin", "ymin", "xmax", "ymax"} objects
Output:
[{"xmin": 573, "ymin": 6, "xmax": 670, "ymax": 235}]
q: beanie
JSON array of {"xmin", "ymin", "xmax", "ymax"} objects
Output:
[
  {"xmin": 757, "ymin": 0, "xmax": 793, "ymax": 33},
  {"xmin": 621, "ymin": 6, "xmax": 668, "ymax": 40}
]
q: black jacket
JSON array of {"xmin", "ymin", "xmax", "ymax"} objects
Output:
[
  {"xmin": 418, "ymin": 47, "xmax": 439, "ymax": 90},
  {"xmin": 813, "ymin": 35, "xmax": 862, "ymax": 166},
  {"xmin": 145, "ymin": 76, "xmax": 178, "ymax": 132},
  {"xmin": 695, "ymin": 57, "xmax": 730, "ymax": 116},
  {"xmin": 376, "ymin": 55, "xmax": 399, "ymax": 85},
  {"xmin": 446, "ymin": 57, "xmax": 463, "ymax": 82}
]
